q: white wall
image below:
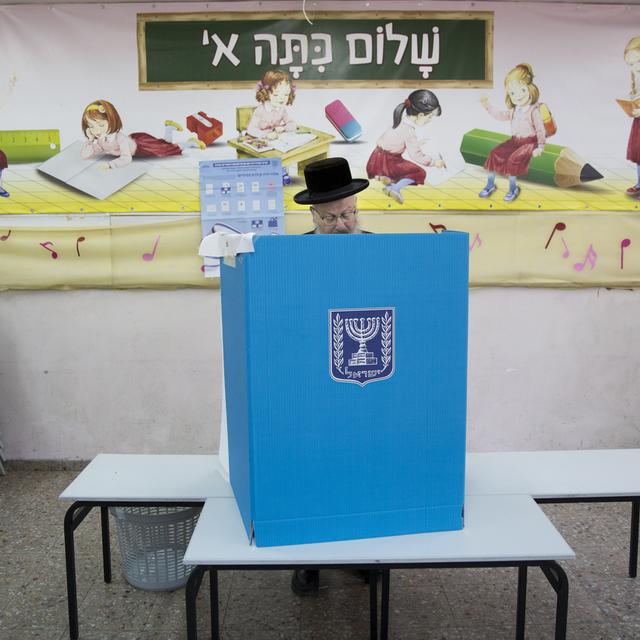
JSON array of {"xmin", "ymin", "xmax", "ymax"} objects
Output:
[{"xmin": 1, "ymin": 287, "xmax": 639, "ymax": 460}]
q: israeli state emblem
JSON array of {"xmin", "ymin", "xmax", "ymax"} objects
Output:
[{"xmin": 329, "ymin": 307, "xmax": 395, "ymax": 386}]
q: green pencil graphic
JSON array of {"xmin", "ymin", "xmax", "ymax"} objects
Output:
[
  {"xmin": 0, "ymin": 130, "xmax": 60, "ymax": 163},
  {"xmin": 460, "ymin": 129, "xmax": 602, "ymax": 188}
]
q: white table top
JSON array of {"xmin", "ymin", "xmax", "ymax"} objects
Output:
[
  {"xmin": 466, "ymin": 449, "xmax": 640, "ymax": 499},
  {"xmin": 59, "ymin": 454, "xmax": 233, "ymax": 501},
  {"xmin": 60, "ymin": 448, "xmax": 639, "ymax": 504},
  {"xmin": 183, "ymin": 494, "xmax": 574, "ymax": 566}
]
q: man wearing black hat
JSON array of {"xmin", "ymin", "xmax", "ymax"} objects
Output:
[
  {"xmin": 294, "ymin": 156, "xmax": 370, "ymax": 235},
  {"xmin": 290, "ymin": 157, "xmax": 372, "ymax": 596}
]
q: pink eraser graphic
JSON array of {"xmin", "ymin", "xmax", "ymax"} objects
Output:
[
  {"xmin": 326, "ymin": 100, "xmax": 352, "ymax": 127},
  {"xmin": 325, "ymin": 100, "xmax": 362, "ymax": 142}
]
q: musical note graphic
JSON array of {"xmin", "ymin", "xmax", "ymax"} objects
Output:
[
  {"xmin": 142, "ymin": 235, "xmax": 160, "ymax": 262},
  {"xmin": 469, "ymin": 233, "xmax": 482, "ymax": 251},
  {"xmin": 429, "ymin": 223, "xmax": 447, "ymax": 234},
  {"xmin": 76, "ymin": 236, "xmax": 86, "ymax": 257},
  {"xmin": 620, "ymin": 238, "xmax": 631, "ymax": 270},
  {"xmin": 573, "ymin": 244, "xmax": 597, "ymax": 272},
  {"xmin": 40, "ymin": 241, "xmax": 58, "ymax": 259},
  {"xmin": 544, "ymin": 222, "xmax": 566, "ymax": 250},
  {"xmin": 0, "ymin": 230, "xmax": 11, "ymax": 241},
  {"xmin": 561, "ymin": 238, "xmax": 570, "ymax": 259}
]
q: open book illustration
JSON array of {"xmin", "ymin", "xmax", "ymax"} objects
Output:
[
  {"xmin": 241, "ymin": 132, "xmax": 316, "ymax": 154},
  {"xmin": 240, "ymin": 137, "xmax": 274, "ymax": 153},
  {"xmin": 38, "ymin": 140, "xmax": 148, "ymax": 200},
  {"xmin": 616, "ymin": 96, "xmax": 640, "ymax": 118}
]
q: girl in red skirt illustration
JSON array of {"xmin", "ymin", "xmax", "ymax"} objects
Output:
[
  {"xmin": 624, "ymin": 37, "xmax": 640, "ymax": 198},
  {"xmin": 366, "ymin": 90, "xmax": 444, "ymax": 205},
  {"xmin": 479, "ymin": 63, "xmax": 546, "ymax": 203},
  {"xmin": 0, "ymin": 149, "xmax": 8, "ymax": 198},
  {"xmin": 80, "ymin": 100, "xmax": 204, "ymax": 170},
  {"xmin": 0, "ymin": 72, "xmax": 17, "ymax": 197}
]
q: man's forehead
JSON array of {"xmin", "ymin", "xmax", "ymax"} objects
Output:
[{"xmin": 314, "ymin": 195, "xmax": 357, "ymax": 214}]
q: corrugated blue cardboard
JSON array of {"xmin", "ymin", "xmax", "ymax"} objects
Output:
[{"xmin": 221, "ymin": 233, "xmax": 468, "ymax": 547}]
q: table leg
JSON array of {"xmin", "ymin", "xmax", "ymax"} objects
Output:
[
  {"xmin": 63, "ymin": 502, "xmax": 93, "ymax": 640},
  {"xmin": 100, "ymin": 506, "xmax": 112, "ymax": 583},
  {"xmin": 380, "ymin": 569, "xmax": 391, "ymax": 640},
  {"xmin": 210, "ymin": 568, "xmax": 220, "ymax": 640},
  {"xmin": 185, "ymin": 565, "xmax": 205, "ymax": 640},
  {"xmin": 541, "ymin": 561, "xmax": 569, "ymax": 640},
  {"xmin": 629, "ymin": 499, "xmax": 639, "ymax": 578},
  {"xmin": 516, "ymin": 566, "xmax": 528, "ymax": 640},
  {"xmin": 369, "ymin": 570, "xmax": 378, "ymax": 640}
]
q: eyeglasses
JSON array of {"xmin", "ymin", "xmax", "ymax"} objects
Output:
[{"xmin": 313, "ymin": 208, "xmax": 357, "ymax": 225}]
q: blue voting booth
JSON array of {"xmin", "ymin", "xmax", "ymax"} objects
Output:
[{"xmin": 220, "ymin": 233, "xmax": 469, "ymax": 547}]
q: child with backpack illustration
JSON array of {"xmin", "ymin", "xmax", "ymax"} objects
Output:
[
  {"xmin": 479, "ymin": 63, "xmax": 555, "ymax": 203},
  {"xmin": 623, "ymin": 37, "xmax": 640, "ymax": 198}
]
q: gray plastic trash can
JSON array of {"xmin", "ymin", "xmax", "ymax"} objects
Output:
[{"xmin": 110, "ymin": 505, "xmax": 201, "ymax": 591}]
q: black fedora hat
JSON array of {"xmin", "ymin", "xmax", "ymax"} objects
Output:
[{"xmin": 293, "ymin": 157, "xmax": 369, "ymax": 205}]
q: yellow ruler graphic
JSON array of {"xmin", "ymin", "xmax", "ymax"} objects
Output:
[{"xmin": 0, "ymin": 129, "xmax": 61, "ymax": 163}]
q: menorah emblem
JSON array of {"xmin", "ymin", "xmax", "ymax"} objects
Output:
[
  {"xmin": 346, "ymin": 317, "xmax": 380, "ymax": 366},
  {"xmin": 329, "ymin": 307, "xmax": 395, "ymax": 387}
]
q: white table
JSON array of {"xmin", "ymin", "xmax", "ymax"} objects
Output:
[
  {"xmin": 467, "ymin": 449, "xmax": 640, "ymax": 576},
  {"xmin": 184, "ymin": 494, "xmax": 574, "ymax": 640},
  {"xmin": 59, "ymin": 454, "xmax": 231, "ymax": 640}
]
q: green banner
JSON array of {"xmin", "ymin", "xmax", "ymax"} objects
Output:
[{"xmin": 138, "ymin": 11, "xmax": 493, "ymax": 89}]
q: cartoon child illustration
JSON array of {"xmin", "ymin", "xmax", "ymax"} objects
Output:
[
  {"xmin": 478, "ymin": 63, "xmax": 545, "ymax": 203},
  {"xmin": 624, "ymin": 37, "xmax": 640, "ymax": 197},
  {"xmin": 0, "ymin": 72, "xmax": 17, "ymax": 198},
  {"xmin": 80, "ymin": 100, "xmax": 204, "ymax": 170},
  {"xmin": 366, "ymin": 89, "xmax": 444, "ymax": 205},
  {"xmin": 246, "ymin": 70, "xmax": 297, "ymax": 140},
  {"xmin": 0, "ymin": 141, "xmax": 8, "ymax": 198}
]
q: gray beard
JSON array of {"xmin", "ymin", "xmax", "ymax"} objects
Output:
[{"xmin": 314, "ymin": 225, "xmax": 361, "ymax": 235}]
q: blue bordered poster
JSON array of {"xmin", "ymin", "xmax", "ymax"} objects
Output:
[{"xmin": 199, "ymin": 158, "xmax": 284, "ymax": 276}]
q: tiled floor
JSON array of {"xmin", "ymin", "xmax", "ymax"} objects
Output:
[{"xmin": 1, "ymin": 466, "xmax": 639, "ymax": 639}]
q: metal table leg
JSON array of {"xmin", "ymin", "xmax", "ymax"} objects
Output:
[
  {"xmin": 630, "ymin": 499, "xmax": 639, "ymax": 578},
  {"xmin": 541, "ymin": 561, "xmax": 569, "ymax": 640},
  {"xmin": 380, "ymin": 568, "xmax": 391, "ymax": 640},
  {"xmin": 209, "ymin": 568, "xmax": 220, "ymax": 640},
  {"xmin": 186, "ymin": 565, "xmax": 206, "ymax": 640},
  {"xmin": 63, "ymin": 502, "xmax": 93, "ymax": 640},
  {"xmin": 369, "ymin": 569, "xmax": 378, "ymax": 640},
  {"xmin": 100, "ymin": 506, "xmax": 112, "ymax": 583},
  {"xmin": 516, "ymin": 565, "xmax": 528, "ymax": 640}
]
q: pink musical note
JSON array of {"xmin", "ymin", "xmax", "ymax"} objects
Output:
[
  {"xmin": 40, "ymin": 241, "xmax": 58, "ymax": 259},
  {"xmin": 544, "ymin": 222, "xmax": 566, "ymax": 250},
  {"xmin": 0, "ymin": 230, "xmax": 11, "ymax": 241},
  {"xmin": 620, "ymin": 238, "xmax": 631, "ymax": 269},
  {"xmin": 469, "ymin": 233, "xmax": 482, "ymax": 251},
  {"xmin": 142, "ymin": 236, "xmax": 160, "ymax": 262},
  {"xmin": 429, "ymin": 223, "xmax": 447, "ymax": 234},
  {"xmin": 561, "ymin": 238, "xmax": 570, "ymax": 259},
  {"xmin": 573, "ymin": 244, "xmax": 597, "ymax": 272},
  {"xmin": 76, "ymin": 236, "xmax": 86, "ymax": 257}
]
